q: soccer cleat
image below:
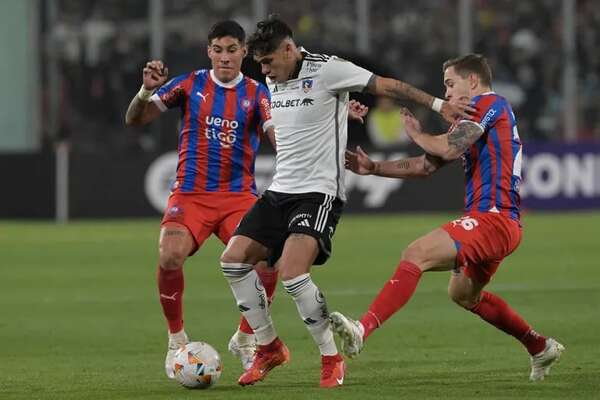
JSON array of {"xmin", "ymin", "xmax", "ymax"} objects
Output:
[
  {"xmin": 529, "ymin": 338, "xmax": 565, "ymax": 381},
  {"xmin": 165, "ymin": 330, "xmax": 189, "ymax": 379},
  {"xmin": 228, "ymin": 330, "xmax": 257, "ymax": 371},
  {"xmin": 238, "ymin": 337, "xmax": 290, "ymax": 386},
  {"xmin": 329, "ymin": 312, "xmax": 364, "ymax": 358},
  {"xmin": 320, "ymin": 354, "xmax": 346, "ymax": 388}
]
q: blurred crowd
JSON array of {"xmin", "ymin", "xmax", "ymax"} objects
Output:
[{"xmin": 42, "ymin": 0, "xmax": 600, "ymax": 154}]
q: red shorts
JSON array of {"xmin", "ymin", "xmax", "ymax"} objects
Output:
[
  {"xmin": 441, "ymin": 212, "xmax": 522, "ymax": 284},
  {"xmin": 161, "ymin": 192, "xmax": 257, "ymax": 254}
]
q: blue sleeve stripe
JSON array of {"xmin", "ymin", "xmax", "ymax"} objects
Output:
[{"xmin": 156, "ymin": 73, "xmax": 189, "ymax": 97}]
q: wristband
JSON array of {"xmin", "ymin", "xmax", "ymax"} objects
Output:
[
  {"xmin": 431, "ymin": 98, "xmax": 444, "ymax": 113},
  {"xmin": 137, "ymin": 85, "xmax": 154, "ymax": 101}
]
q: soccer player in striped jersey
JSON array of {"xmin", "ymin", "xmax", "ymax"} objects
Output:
[
  {"xmin": 125, "ymin": 20, "xmax": 280, "ymax": 378},
  {"xmin": 332, "ymin": 54, "xmax": 564, "ymax": 382}
]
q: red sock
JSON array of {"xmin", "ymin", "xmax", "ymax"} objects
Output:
[
  {"xmin": 360, "ymin": 260, "xmax": 422, "ymax": 340},
  {"xmin": 157, "ymin": 266, "xmax": 184, "ymax": 333},
  {"xmin": 469, "ymin": 291, "xmax": 547, "ymax": 355},
  {"xmin": 238, "ymin": 268, "xmax": 279, "ymax": 334}
]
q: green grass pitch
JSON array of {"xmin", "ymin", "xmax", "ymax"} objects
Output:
[{"xmin": 1, "ymin": 213, "xmax": 599, "ymax": 399}]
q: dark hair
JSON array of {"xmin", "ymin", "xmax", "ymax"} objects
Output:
[
  {"xmin": 247, "ymin": 15, "xmax": 293, "ymax": 56},
  {"xmin": 443, "ymin": 54, "xmax": 493, "ymax": 87},
  {"xmin": 207, "ymin": 20, "xmax": 245, "ymax": 44}
]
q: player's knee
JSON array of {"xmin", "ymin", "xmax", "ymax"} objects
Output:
[
  {"xmin": 448, "ymin": 286, "xmax": 479, "ymax": 309},
  {"xmin": 401, "ymin": 242, "xmax": 427, "ymax": 266},
  {"xmin": 159, "ymin": 247, "xmax": 187, "ymax": 270},
  {"xmin": 220, "ymin": 246, "xmax": 246, "ymax": 264},
  {"xmin": 278, "ymin": 264, "xmax": 304, "ymax": 282}
]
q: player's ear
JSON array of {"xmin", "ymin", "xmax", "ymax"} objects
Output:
[
  {"xmin": 283, "ymin": 42, "xmax": 293, "ymax": 59},
  {"xmin": 469, "ymin": 73, "xmax": 478, "ymax": 90},
  {"xmin": 242, "ymin": 46, "xmax": 248, "ymax": 57}
]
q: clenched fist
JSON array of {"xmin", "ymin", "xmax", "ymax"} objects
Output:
[{"xmin": 143, "ymin": 60, "xmax": 169, "ymax": 90}]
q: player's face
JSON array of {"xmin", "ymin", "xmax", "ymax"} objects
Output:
[
  {"xmin": 254, "ymin": 41, "xmax": 294, "ymax": 83},
  {"xmin": 207, "ymin": 36, "xmax": 247, "ymax": 82},
  {"xmin": 443, "ymin": 66, "xmax": 472, "ymax": 103}
]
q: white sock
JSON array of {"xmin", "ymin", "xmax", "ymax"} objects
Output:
[
  {"xmin": 221, "ymin": 262, "xmax": 277, "ymax": 345},
  {"xmin": 283, "ymin": 273, "xmax": 338, "ymax": 356},
  {"xmin": 235, "ymin": 330, "xmax": 255, "ymax": 345},
  {"xmin": 168, "ymin": 329, "xmax": 188, "ymax": 348}
]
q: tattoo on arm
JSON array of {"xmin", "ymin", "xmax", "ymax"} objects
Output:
[
  {"xmin": 365, "ymin": 74, "xmax": 377, "ymax": 93},
  {"xmin": 367, "ymin": 75, "xmax": 433, "ymax": 108},
  {"xmin": 395, "ymin": 160, "xmax": 411, "ymax": 170},
  {"xmin": 164, "ymin": 230, "xmax": 186, "ymax": 237},
  {"xmin": 125, "ymin": 96, "xmax": 147, "ymax": 124},
  {"xmin": 447, "ymin": 122, "xmax": 484, "ymax": 155},
  {"xmin": 387, "ymin": 80, "xmax": 433, "ymax": 107}
]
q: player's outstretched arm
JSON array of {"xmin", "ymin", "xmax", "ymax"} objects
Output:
[
  {"xmin": 125, "ymin": 60, "xmax": 168, "ymax": 126},
  {"xmin": 402, "ymin": 108, "xmax": 484, "ymax": 161},
  {"xmin": 365, "ymin": 75, "xmax": 474, "ymax": 123},
  {"xmin": 345, "ymin": 146, "xmax": 445, "ymax": 179}
]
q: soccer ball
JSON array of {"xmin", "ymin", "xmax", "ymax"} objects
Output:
[{"xmin": 173, "ymin": 342, "xmax": 223, "ymax": 389}]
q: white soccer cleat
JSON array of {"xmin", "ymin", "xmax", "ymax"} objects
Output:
[
  {"xmin": 329, "ymin": 311, "xmax": 364, "ymax": 358},
  {"xmin": 529, "ymin": 338, "xmax": 565, "ymax": 381},
  {"xmin": 228, "ymin": 330, "xmax": 257, "ymax": 371},
  {"xmin": 165, "ymin": 330, "xmax": 189, "ymax": 379}
]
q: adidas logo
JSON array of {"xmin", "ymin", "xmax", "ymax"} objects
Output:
[{"xmin": 297, "ymin": 219, "xmax": 311, "ymax": 227}]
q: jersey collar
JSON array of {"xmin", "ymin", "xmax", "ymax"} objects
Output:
[{"xmin": 210, "ymin": 70, "xmax": 243, "ymax": 88}]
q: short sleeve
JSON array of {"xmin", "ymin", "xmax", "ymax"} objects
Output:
[
  {"xmin": 150, "ymin": 73, "xmax": 191, "ymax": 112},
  {"xmin": 256, "ymin": 83, "xmax": 274, "ymax": 132},
  {"xmin": 320, "ymin": 56, "xmax": 373, "ymax": 93},
  {"xmin": 464, "ymin": 95, "xmax": 503, "ymax": 132}
]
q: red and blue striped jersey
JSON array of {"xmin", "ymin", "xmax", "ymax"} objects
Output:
[
  {"xmin": 459, "ymin": 93, "xmax": 523, "ymax": 220},
  {"xmin": 151, "ymin": 69, "xmax": 273, "ymax": 194}
]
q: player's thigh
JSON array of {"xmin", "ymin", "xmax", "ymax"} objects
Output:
[
  {"xmin": 158, "ymin": 222, "xmax": 196, "ymax": 269},
  {"xmin": 215, "ymin": 195, "xmax": 257, "ymax": 245},
  {"xmin": 222, "ymin": 234, "xmax": 270, "ymax": 265},
  {"xmin": 161, "ymin": 193, "xmax": 216, "ymax": 257},
  {"xmin": 447, "ymin": 267, "xmax": 488, "ymax": 308},
  {"xmin": 442, "ymin": 213, "xmax": 521, "ymax": 270},
  {"xmin": 402, "ymin": 228, "xmax": 458, "ymax": 272},
  {"xmin": 275, "ymin": 233, "xmax": 320, "ymax": 280},
  {"xmin": 223, "ymin": 191, "xmax": 287, "ymax": 264},
  {"xmin": 283, "ymin": 193, "xmax": 343, "ymax": 266}
]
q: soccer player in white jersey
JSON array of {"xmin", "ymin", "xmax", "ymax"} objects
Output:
[{"xmin": 219, "ymin": 16, "xmax": 473, "ymax": 388}]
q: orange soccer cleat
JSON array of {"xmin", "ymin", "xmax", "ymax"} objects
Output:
[
  {"xmin": 238, "ymin": 337, "xmax": 290, "ymax": 386},
  {"xmin": 320, "ymin": 353, "xmax": 346, "ymax": 388}
]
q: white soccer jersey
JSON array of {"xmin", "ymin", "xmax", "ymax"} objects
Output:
[{"xmin": 266, "ymin": 49, "xmax": 373, "ymax": 201}]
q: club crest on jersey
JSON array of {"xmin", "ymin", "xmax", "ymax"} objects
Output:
[
  {"xmin": 302, "ymin": 79, "xmax": 313, "ymax": 93},
  {"xmin": 240, "ymin": 97, "xmax": 252, "ymax": 111},
  {"xmin": 167, "ymin": 205, "xmax": 183, "ymax": 218}
]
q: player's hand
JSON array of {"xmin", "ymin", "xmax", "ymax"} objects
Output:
[
  {"xmin": 348, "ymin": 100, "xmax": 369, "ymax": 124},
  {"xmin": 345, "ymin": 146, "xmax": 376, "ymax": 175},
  {"xmin": 143, "ymin": 60, "xmax": 169, "ymax": 90},
  {"xmin": 440, "ymin": 98, "xmax": 475, "ymax": 123},
  {"xmin": 400, "ymin": 107, "xmax": 422, "ymax": 141}
]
